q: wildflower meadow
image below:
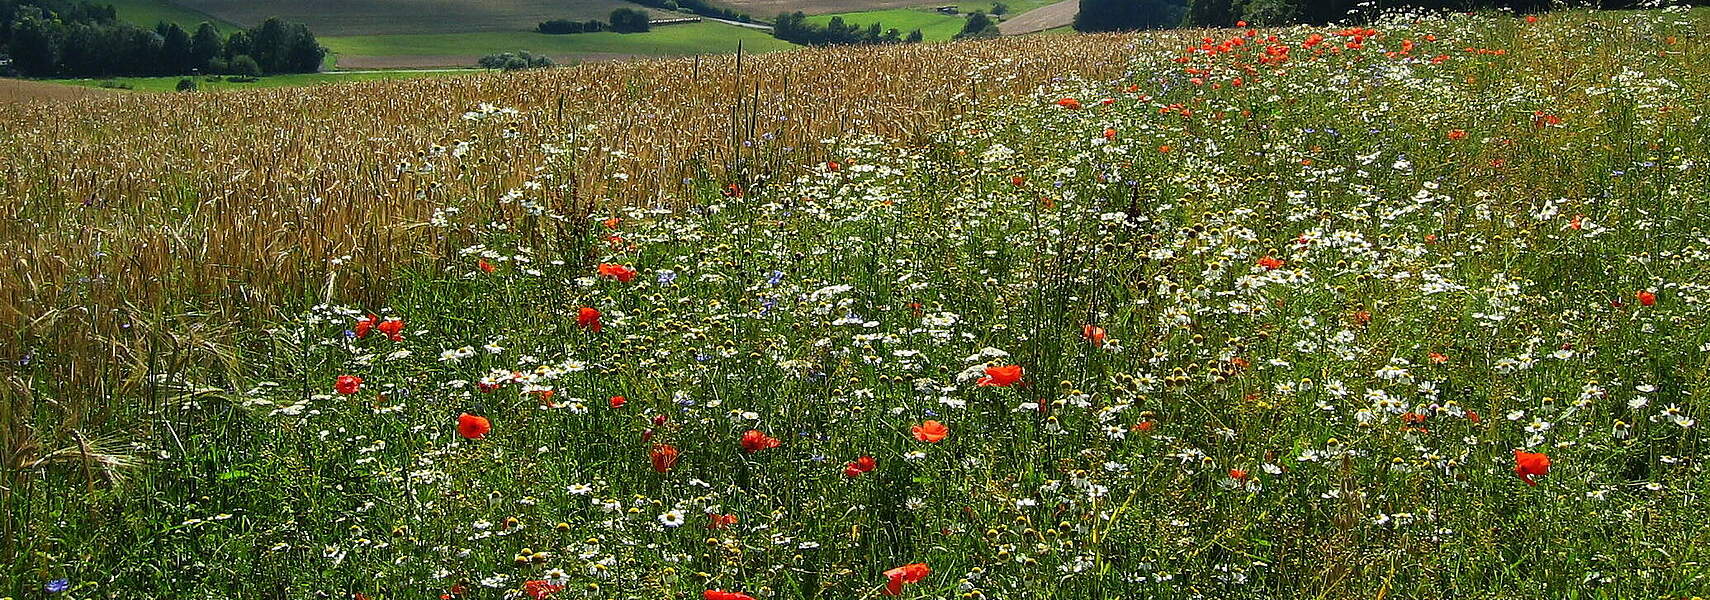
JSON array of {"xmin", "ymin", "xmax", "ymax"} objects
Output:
[{"xmin": 5, "ymin": 6, "xmax": 1710, "ymax": 600}]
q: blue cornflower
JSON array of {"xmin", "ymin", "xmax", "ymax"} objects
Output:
[{"xmin": 46, "ymin": 579, "xmax": 71, "ymax": 593}]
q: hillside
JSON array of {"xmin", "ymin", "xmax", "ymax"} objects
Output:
[
  {"xmin": 170, "ymin": 0, "xmax": 671, "ymax": 35},
  {"xmin": 998, "ymin": 0, "xmax": 1074, "ymax": 33},
  {"xmin": 4, "ymin": 8, "xmax": 1710, "ymax": 599}
]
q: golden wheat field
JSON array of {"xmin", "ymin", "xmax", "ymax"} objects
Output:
[{"xmin": 0, "ymin": 34, "xmax": 1140, "ymax": 407}]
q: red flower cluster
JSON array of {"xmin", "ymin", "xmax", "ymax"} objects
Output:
[
  {"xmin": 597, "ymin": 263, "xmax": 636, "ymax": 283},
  {"xmin": 977, "ymin": 364, "xmax": 1023, "ymax": 387},
  {"xmin": 1514, "ymin": 450, "xmax": 1551, "ymax": 486},
  {"xmin": 883, "ymin": 563, "xmax": 930, "ymax": 596},
  {"xmin": 577, "ymin": 307, "xmax": 602, "ymax": 332},
  {"xmin": 650, "ymin": 444, "xmax": 679, "ymax": 473},
  {"xmin": 739, "ymin": 429, "xmax": 780, "ymax": 453},
  {"xmin": 335, "ymin": 375, "xmax": 362, "ymax": 395},
  {"xmin": 843, "ymin": 455, "xmax": 877, "ymax": 478},
  {"xmin": 912, "ymin": 420, "xmax": 948, "ymax": 443},
  {"xmin": 457, "ymin": 413, "xmax": 491, "ymax": 439}
]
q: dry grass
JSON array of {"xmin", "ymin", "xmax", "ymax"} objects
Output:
[
  {"xmin": 0, "ymin": 78, "xmax": 116, "ymax": 104},
  {"xmin": 0, "ymin": 33, "xmax": 1153, "ymax": 439}
]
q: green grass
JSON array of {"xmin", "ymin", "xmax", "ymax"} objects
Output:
[
  {"xmin": 56, "ymin": 70, "xmax": 474, "ymax": 92},
  {"xmin": 954, "ymin": 0, "xmax": 1055, "ymax": 15},
  {"xmin": 802, "ymin": 1, "xmax": 1055, "ymax": 42},
  {"xmin": 104, "ymin": 0, "xmax": 238, "ymax": 31},
  {"xmin": 321, "ymin": 22, "xmax": 798, "ymax": 58},
  {"xmin": 804, "ymin": 8, "xmax": 969, "ymax": 41}
]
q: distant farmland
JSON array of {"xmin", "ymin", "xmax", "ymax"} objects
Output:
[
  {"xmin": 322, "ymin": 23, "xmax": 797, "ymax": 69},
  {"xmin": 171, "ymin": 0, "xmax": 670, "ymax": 35}
]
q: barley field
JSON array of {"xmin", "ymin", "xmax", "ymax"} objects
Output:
[{"xmin": 4, "ymin": 7, "xmax": 1710, "ymax": 600}]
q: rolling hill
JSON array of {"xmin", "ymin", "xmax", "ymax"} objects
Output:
[{"xmin": 168, "ymin": 0, "xmax": 672, "ymax": 35}]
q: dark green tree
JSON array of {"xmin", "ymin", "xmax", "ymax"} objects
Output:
[
  {"xmin": 160, "ymin": 23, "xmax": 192, "ymax": 73},
  {"xmin": 6, "ymin": 12, "xmax": 59, "ymax": 75},
  {"xmin": 1184, "ymin": 0, "xmax": 1236, "ymax": 27},
  {"xmin": 190, "ymin": 22, "xmax": 222, "ymax": 70},
  {"xmin": 224, "ymin": 29, "xmax": 251, "ymax": 60},
  {"xmin": 609, "ymin": 8, "xmax": 651, "ymax": 33},
  {"xmin": 1241, "ymin": 0, "xmax": 1299, "ymax": 26},
  {"xmin": 249, "ymin": 17, "xmax": 288, "ymax": 71},
  {"xmin": 1074, "ymin": 0, "xmax": 1186, "ymax": 32},
  {"xmin": 284, "ymin": 23, "xmax": 324, "ymax": 72},
  {"xmin": 227, "ymin": 53, "xmax": 261, "ymax": 77},
  {"xmin": 954, "ymin": 10, "xmax": 1002, "ymax": 39}
]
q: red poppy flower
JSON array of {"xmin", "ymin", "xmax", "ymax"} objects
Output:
[
  {"xmin": 1514, "ymin": 450, "xmax": 1550, "ymax": 486},
  {"xmin": 845, "ymin": 455, "xmax": 877, "ymax": 477},
  {"xmin": 977, "ymin": 364, "xmax": 1023, "ymax": 387},
  {"xmin": 478, "ymin": 259, "xmax": 497, "ymax": 273},
  {"xmin": 826, "ymin": 161, "xmax": 840, "ymax": 172},
  {"xmin": 335, "ymin": 375, "xmax": 362, "ymax": 395},
  {"xmin": 912, "ymin": 420, "xmax": 949, "ymax": 443},
  {"xmin": 650, "ymin": 444, "xmax": 679, "ymax": 473},
  {"xmin": 597, "ymin": 263, "xmax": 637, "ymax": 283},
  {"xmin": 578, "ymin": 307, "xmax": 602, "ymax": 332},
  {"xmin": 706, "ymin": 513, "xmax": 739, "ymax": 530},
  {"xmin": 457, "ymin": 413, "xmax": 491, "ymax": 439},
  {"xmin": 1637, "ymin": 290, "xmax": 1656, "ymax": 306},
  {"xmin": 522, "ymin": 580, "xmax": 562, "ymax": 600},
  {"xmin": 1447, "ymin": 129, "xmax": 1468, "ymax": 140},
  {"xmin": 882, "ymin": 563, "xmax": 930, "ymax": 596},
  {"xmin": 740, "ymin": 429, "xmax": 781, "ymax": 453},
  {"xmin": 1258, "ymin": 255, "xmax": 1285, "ymax": 270},
  {"xmin": 354, "ymin": 314, "xmax": 378, "ymax": 339},
  {"xmin": 602, "ymin": 217, "xmax": 622, "ymax": 229},
  {"xmin": 609, "ymin": 395, "xmax": 626, "ymax": 408},
  {"xmin": 1229, "ymin": 468, "xmax": 1250, "ymax": 480},
  {"xmin": 704, "ymin": 592, "xmax": 755, "ymax": 600},
  {"xmin": 377, "ymin": 318, "xmax": 404, "ymax": 342},
  {"xmin": 1055, "ymin": 97, "xmax": 1082, "ymax": 110},
  {"xmin": 1082, "ymin": 325, "xmax": 1107, "ymax": 346}
]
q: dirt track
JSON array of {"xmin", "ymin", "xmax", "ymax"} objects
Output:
[{"xmin": 999, "ymin": 0, "xmax": 1076, "ymax": 35}]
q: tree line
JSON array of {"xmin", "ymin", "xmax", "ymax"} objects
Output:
[
  {"xmin": 1076, "ymin": 0, "xmax": 1708, "ymax": 31},
  {"xmin": 771, "ymin": 12, "xmax": 924, "ymax": 45},
  {"xmin": 1, "ymin": 0, "xmax": 325, "ymax": 78},
  {"xmin": 627, "ymin": 0, "xmax": 752, "ymax": 23},
  {"xmin": 537, "ymin": 8, "xmax": 652, "ymax": 34}
]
